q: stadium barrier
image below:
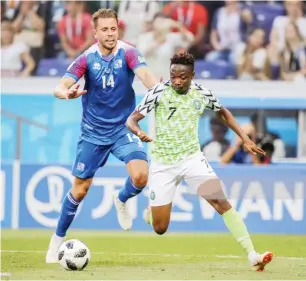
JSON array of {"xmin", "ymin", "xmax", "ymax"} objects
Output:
[
  {"xmin": 2, "ymin": 78, "xmax": 306, "ymax": 164},
  {"xmin": 1, "ymin": 162, "xmax": 305, "ymax": 234}
]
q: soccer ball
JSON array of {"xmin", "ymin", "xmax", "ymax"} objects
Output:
[{"xmin": 58, "ymin": 239, "xmax": 91, "ymax": 271}]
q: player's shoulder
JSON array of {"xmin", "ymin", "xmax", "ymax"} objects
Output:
[
  {"xmin": 191, "ymin": 81, "xmax": 214, "ymax": 96},
  {"xmin": 85, "ymin": 43, "xmax": 99, "ymax": 55},
  {"xmin": 149, "ymin": 80, "xmax": 171, "ymax": 93}
]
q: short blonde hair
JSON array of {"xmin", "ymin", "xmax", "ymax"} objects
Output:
[{"xmin": 92, "ymin": 8, "xmax": 118, "ymax": 28}]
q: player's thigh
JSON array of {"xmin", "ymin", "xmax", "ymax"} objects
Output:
[
  {"xmin": 184, "ymin": 153, "xmax": 224, "ymax": 199},
  {"xmin": 149, "ymin": 162, "xmax": 180, "ymax": 208},
  {"xmin": 111, "ymin": 133, "xmax": 148, "ymax": 184},
  {"xmin": 111, "ymin": 132, "xmax": 148, "ymax": 164},
  {"xmin": 72, "ymin": 139, "xmax": 111, "ymax": 179}
]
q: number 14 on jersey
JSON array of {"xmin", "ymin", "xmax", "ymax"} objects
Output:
[{"xmin": 102, "ymin": 75, "xmax": 115, "ymax": 89}]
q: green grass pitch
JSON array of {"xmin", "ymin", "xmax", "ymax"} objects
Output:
[{"xmin": 1, "ymin": 229, "xmax": 306, "ymax": 280}]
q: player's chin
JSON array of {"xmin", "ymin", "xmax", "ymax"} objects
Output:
[{"xmin": 105, "ymin": 41, "xmax": 116, "ymax": 49}]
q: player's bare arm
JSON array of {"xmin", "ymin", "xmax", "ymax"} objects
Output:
[
  {"xmin": 126, "ymin": 111, "xmax": 152, "ymax": 142},
  {"xmin": 217, "ymin": 107, "xmax": 265, "ymax": 156},
  {"xmin": 134, "ymin": 66, "xmax": 159, "ymax": 89},
  {"xmin": 53, "ymin": 77, "xmax": 87, "ymax": 100}
]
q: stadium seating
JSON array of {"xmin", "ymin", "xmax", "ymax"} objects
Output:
[
  {"xmin": 194, "ymin": 60, "xmax": 237, "ymax": 80},
  {"xmin": 248, "ymin": 3, "xmax": 284, "ymax": 39},
  {"xmin": 36, "ymin": 58, "xmax": 71, "ymax": 77}
]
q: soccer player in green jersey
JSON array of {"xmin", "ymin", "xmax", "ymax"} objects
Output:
[{"xmin": 126, "ymin": 52, "xmax": 273, "ymax": 272}]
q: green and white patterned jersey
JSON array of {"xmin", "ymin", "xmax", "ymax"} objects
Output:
[{"xmin": 136, "ymin": 81, "xmax": 222, "ymax": 164}]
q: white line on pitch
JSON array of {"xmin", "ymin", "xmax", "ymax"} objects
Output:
[{"xmin": 0, "ymin": 250, "xmax": 305, "ymax": 260}]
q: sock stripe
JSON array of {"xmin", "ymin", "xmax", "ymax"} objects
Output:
[
  {"xmin": 67, "ymin": 192, "xmax": 79, "ymax": 206},
  {"xmin": 237, "ymin": 235, "xmax": 250, "ymax": 243}
]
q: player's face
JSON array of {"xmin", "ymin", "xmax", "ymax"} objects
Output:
[
  {"xmin": 170, "ymin": 64, "xmax": 194, "ymax": 94},
  {"xmin": 94, "ymin": 18, "xmax": 118, "ymax": 51}
]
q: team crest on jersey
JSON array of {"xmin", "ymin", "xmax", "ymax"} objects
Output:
[
  {"xmin": 93, "ymin": 62, "xmax": 101, "ymax": 70},
  {"xmin": 114, "ymin": 59, "xmax": 122, "ymax": 69},
  {"xmin": 193, "ymin": 99, "xmax": 202, "ymax": 110}
]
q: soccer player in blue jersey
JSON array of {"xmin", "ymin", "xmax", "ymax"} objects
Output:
[{"xmin": 46, "ymin": 8, "xmax": 159, "ymax": 263}]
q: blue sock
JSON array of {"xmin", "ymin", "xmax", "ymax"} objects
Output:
[
  {"xmin": 118, "ymin": 177, "xmax": 143, "ymax": 203},
  {"xmin": 55, "ymin": 191, "xmax": 80, "ymax": 237}
]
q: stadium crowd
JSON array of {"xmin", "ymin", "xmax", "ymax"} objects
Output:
[{"xmin": 1, "ymin": 0, "xmax": 306, "ymax": 81}]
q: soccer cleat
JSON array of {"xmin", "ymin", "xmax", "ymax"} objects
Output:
[
  {"xmin": 144, "ymin": 206, "xmax": 151, "ymax": 224},
  {"xmin": 46, "ymin": 233, "xmax": 65, "ymax": 263},
  {"xmin": 250, "ymin": 251, "xmax": 273, "ymax": 272},
  {"xmin": 113, "ymin": 191, "xmax": 132, "ymax": 231}
]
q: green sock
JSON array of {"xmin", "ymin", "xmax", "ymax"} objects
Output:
[{"xmin": 222, "ymin": 208, "xmax": 255, "ymax": 254}]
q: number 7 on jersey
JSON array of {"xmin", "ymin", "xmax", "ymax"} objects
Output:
[{"xmin": 168, "ymin": 107, "xmax": 177, "ymax": 120}]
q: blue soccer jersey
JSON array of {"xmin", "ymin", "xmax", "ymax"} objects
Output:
[{"xmin": 64, "ymin": 41, "xmax": 147, "ymax": 145}]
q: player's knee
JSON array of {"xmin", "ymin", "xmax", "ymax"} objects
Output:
[
  {"xmin": 131, "ymin": 171, "xmax": 148, "ymax": 188},
  {"xmin": 153, "ymin": 222, "xmax": 168, "ymax": 235},
  {"xmin": 72, "ymin": 177, "xmax": 92, "ymax": 201},
  {"xmin": 209, "ymin": 199, "xmax": 232, "ymax": 215}
]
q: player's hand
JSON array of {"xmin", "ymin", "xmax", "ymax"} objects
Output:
[
  {"xmin": 243, "ymin": 140, "xmax": 265, "ymax": 156},
  {"xmin": 137, "ymin": 130, "xmax": 152, "ymax": 142},
  {"xmin": 65, "ymin": 84, "xmax": 87, "ymax": 100}
]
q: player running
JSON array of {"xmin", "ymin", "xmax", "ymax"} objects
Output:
[
  {"xmin": 126, "ymin": 52, "xmax": 273, "ymax": 272},
  {"xmin": 46, "ymin": 8, "xmax": 158, "ymax": 263}
]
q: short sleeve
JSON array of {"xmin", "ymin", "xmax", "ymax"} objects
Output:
[
  {"xmin": 64, "ymin": 53, "xmax": 87, "ymax": 81},
  {"xmin": 135, "ymin": 82, "xmax": 167, "ymax": 116},
  {"xmin": 125, "ymin": 47, "xmax": 147, "ymax": 71},
  {"xmin": 195, "ymin": 83, "xmax": 222, "ymax": 112}
]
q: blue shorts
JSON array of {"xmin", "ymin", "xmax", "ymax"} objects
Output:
[{"xmin": 72, "ymin": 133, "xmax": 147, "ymax": 179}]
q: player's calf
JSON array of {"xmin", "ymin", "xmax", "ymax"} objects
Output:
[
  {"xmin": 150, "ymin": 204, "xmax": 172, "ymax": 235},
  {"xmin": 46, "ymin": 177, "xmax": 92, "ymax": 263}
]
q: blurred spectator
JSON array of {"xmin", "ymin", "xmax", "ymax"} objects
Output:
[
  {"xmin": 201, "ymin": 117, "xmax": 230, "ymax": 161},
  {"xmin": 1, "ymin": 1, "xmax": 8, "ymax": 22},
  {"xmin": 221, "ymin": 113, "xmax": 258, "ymax": 164},
  {"xmin": 86, "ymin": 1, "xmax": 119, "ymax": 14},
  {"xmin": 137, "ymin": 13, "xmax": 194, "ymax": 80},
  {"xmin": 118, "ymin": 20, "xmax": 126, "ymax": 41},
  {"xmin": 270, "ymin": 0, "xmax": 306, "ymax": 52},
  {"xmin": 234, "ymin": 28, "xmax": 269, "ymax": 80},
  {"xmin": 118, "ymin": 0, "xmax": 160, "ymax": 46},
  {"xmin": 280, "ymin": 22, "xmax": 306, "ymax": 81},
  {"xmin": 11, "ymin": 1, "xmax": 45, "ymax": 71},
  {"xmin": 162, "ymin": 0, "xmax": 208, "ymax": 59},
  {"xmin": 206, "ymin": 1, "xmax": 250, "ymax": 63},
  {"xmin": 2, "ymin": 0, "xmax": 20, "ymax": 21},
  {"xmin": 12, "ymin": 1, "xmax": 45, "ymax": 48},
  {"xmin": 57, "ymin": 1, "xmax": 94, "ymax": 60},
  {"xmin": 1, "ymin": 21, "xmax": 35, "ymax": 77}
]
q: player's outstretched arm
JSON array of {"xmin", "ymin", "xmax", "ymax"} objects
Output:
[
  {"xmin": 126, "ymin": 111, "xmax": 152, "ymax": 142},
  {"xmin": 134, "ymin": 66, "xmax": 159, "ymax": 89},
  {"xmin": 217, "ymin": 107, "xmax": 265, "ymax": 156},
  {"xmin": 53, "ymin": 77, "xmax": 87, "ymax": 100}
]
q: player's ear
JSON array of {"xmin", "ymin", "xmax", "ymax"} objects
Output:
[
  {"xmin": 192, "ymin": 71, "xmax": 195, "ymax": 79},
  {"xmin": 93, "ymin": 29, "xmax": 97, "ymax": 40}
]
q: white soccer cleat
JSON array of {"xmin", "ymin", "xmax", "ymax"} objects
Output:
[
  {"xmin": 113, "ymin": 191, "xmax": 132, "ymax": 231},
  {"xmin": 46, "ymin": 233, "xmax": 65, "ymax": 263},
  {"xmin": 249, "ymin": 251, "xmax": 273, "ymax": 272},
  {"xmin": 144, "ymin": 206, "xmax": 151, "ymax": 224}
]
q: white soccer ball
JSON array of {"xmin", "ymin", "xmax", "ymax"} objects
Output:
[{"xmin": 58, "ymin": 239, "xmax": 91, "ymax": 271}]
